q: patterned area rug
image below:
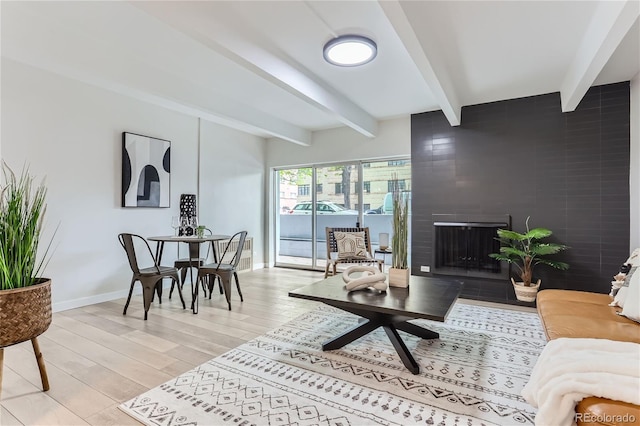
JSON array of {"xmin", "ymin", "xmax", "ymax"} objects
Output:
[{"xmin": 120, "ymin": 302, "xmax": 546, "ymax": 426}]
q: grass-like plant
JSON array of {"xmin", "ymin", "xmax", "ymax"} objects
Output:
[
  {"xmin": 489, "ymin": 216, "xmax": 569, "ymax": 287},
  {"xmin": 391, "ymin": 175, "xmax": 409, "ymax": 270},
  {"xmin": 0, "ymin": 163, "xmax": 53, "ymax": 290}
]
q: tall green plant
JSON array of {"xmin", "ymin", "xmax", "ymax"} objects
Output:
[
  {"xmin": 391, "ymin": 176, "xmax": 409, "ymax": 269},
  {"xmin": 0, "ymin": 163, "xmax": 52, "ymax": 290},
  {"xmin": 489, "ymin": 216, "xmax": 569, "ymax": 286}
]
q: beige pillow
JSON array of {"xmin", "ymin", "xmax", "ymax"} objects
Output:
[{"xmin": 335, "ymin": 231, "xmax": 369, "ymax": 259}]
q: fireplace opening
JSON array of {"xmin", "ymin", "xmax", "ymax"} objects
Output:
[{"xmin": 433, "ymin": 221, "xmax": 509, "ymax": 280}]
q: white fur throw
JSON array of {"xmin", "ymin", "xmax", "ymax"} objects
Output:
[{"xmin": 522, "ymin": 338, "xmax": 640, "ymax": 426}]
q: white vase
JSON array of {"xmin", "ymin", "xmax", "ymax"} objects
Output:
[{"xmin": 389, "ymin": 267, "xmax": 410, "ymax": 288}]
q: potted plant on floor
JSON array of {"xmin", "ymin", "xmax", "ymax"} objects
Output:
[
  {"xmin": 489, "ymin": 216, "xmax": 569, "ymax": 302},
  {"xmin": 0, "ymin": 163, "xmax": 55, "ymax": 397},
  {"xmin": 389, "ymin": 176, "xmax": 409, "ymax": 288}
]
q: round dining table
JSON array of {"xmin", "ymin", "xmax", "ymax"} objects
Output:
[{"xmin": 148, "ymin": 234, "xmax": 231, "ymax": 314}]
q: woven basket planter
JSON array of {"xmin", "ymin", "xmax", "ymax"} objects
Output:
[
  {"xmin": 511, "ymin": 278, "xmax": 541, "ymax": 303},
  {"xmin": 0, "ymin": 279, "xmax": 52, "ymax": 348}
]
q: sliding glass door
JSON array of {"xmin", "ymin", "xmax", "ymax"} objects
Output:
[
  {"xmin": 276, "ymin": 167, "xmax": 313, "ymax": 268},
  {"xmin": 314, "ymin": 164, "xmax": 359, "ymax": 271},
  {"xmin": 275, "ymin": 159, "xmax": 410, "ymax": 271}
]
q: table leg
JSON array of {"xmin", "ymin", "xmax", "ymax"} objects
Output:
[
  {"xmin": 320, "ymin": 304, "xmax": 440, "ymax": 375},
  {"xmin": 383, "ymin": 325, "xmax": 420, "ymax": 374},
  {"xmin": 154, "ymin": 242, "xmax": 165, "ymax": 264},
  {"xmin": 395, "ymin": 321, "xmax": 439, "ymax": 339},
  {"xmin": 322, "ymin": 319, "xmax": 380, "ymax": 351},
  {"xmin": 192, "ymin": 276, "xmax": 199, "ymax": 314},
  {"xmin": 211, "ymin": 242, "xmax": 219, "ymax": 263}
]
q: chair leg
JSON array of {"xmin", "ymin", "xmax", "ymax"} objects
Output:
[
  {"xmin": 141, "ymin": 278, "xmax": 158, "ymax": 320},
  {"xmin": 174, "ymin": 277, "xmax": 186, "ymax": 309},
  {"xmin": 234, "ymin": 271, "xmax": 243, "ymax": 302},
  {"xmin": 169, "ymin": 280, "xmax": 176, "ymax": 299},
  {"xmin": 207, "ymin": 274, "xmax": 214, "ymax": 300},
  {"xmin": 181, "ymin": 268, "xmax": 188, "ymax": 288},
  {"xmin": 324, "ymin": 263, "xmax": 330, "ymax": 278},
  {"xmin": 156, "ymin": 279, "xmax": 163, "ymax": 304},
  {"xmin": 220, "ymin": 272, "xmax": 232, "ymax": 310},
  {"xmin": 123, "ymin": 278, "xmax": 136, "ymax": 315},
  {"xmin": 169, "ymin": 271, "xmax": 184, "ymax": 299},
  {"xmin": 201, "ymin": 273, "xmax": 208, "ymax": 298},
  {"xmin": 31, "ymin": 337, "xmax": 50, "ymax": 391}
]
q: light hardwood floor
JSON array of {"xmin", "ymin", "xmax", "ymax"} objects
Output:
[{"xmin": 0, "ymin": 268, "xmax": 533, "ymax": 425}]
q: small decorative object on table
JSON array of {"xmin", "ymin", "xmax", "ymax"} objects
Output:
[
  {"xmin": 171, "ymin": 216, "xmax": 180, "ymax": 236},
  {"xmin": 196, "ymin": 225, "xmax": 206, "ymax": 238},
  {"xmin": 378, "ymin": 232, "xmax": 389, "ymax": 251},
  {"xmin": 342, "ymin": 266, "xmax": 387, "ymax": 292}
]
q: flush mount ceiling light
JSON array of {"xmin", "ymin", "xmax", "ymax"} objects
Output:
[{"xmin": 323, "ymin": 35, "xmax": 377, "ymax": 67}]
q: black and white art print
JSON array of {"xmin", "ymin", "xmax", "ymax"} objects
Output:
[{"xmin": 122, "ymin": 132, "xmax": 170, "ymax": 208}]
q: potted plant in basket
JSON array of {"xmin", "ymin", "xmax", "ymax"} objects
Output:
[
  {"xmin": 389, "ymin": 177, "xmax": 409, "ymax": 288},
  {"xmin": 489, "ymin": 216, "xmax": 569, "ymax": 302},
  {"xmin": 0, "ymin": 163, "xmax": 55, "ymax": 397}
]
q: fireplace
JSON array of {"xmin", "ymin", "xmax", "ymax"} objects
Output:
[{"xmin": 433, "ymin": 221, "xmax": 509, "ymax": 280}]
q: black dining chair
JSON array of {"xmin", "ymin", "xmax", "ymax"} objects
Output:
[
  {"xmin": 170, "ymin": 228, "xmax": 214, "ymax": 299},
  {"xmin": 197, "ymin": 231, "xmax": 247, "ymax": 310},
  {"xmin": 118, "ymin": 233, "xmax": 186, "ymax": 320}
]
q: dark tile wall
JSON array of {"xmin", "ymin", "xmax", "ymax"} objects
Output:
[{"xmin": 411, "ymin": 82, "xmax": 630, "ymax": 302}]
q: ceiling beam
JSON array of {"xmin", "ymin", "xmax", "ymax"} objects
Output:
[
  {"xmin": 155, "ymin": 20, "xmax": 378, "ymax": 139},
  {"xmin": 129, "ymin": 1, "xmax": 377, "ymax": 139},
  {"xmin": 1, "ymin": 2, "xmax": 312, "ymax": 146},
  {"xmin": 561, "ymin": 0, "xmax": 640, "ymax": 112},
  {"xmin": 378, "ymin": 0, "xmax": 461, "ymax": 126}
]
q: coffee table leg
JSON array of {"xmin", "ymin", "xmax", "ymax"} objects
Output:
[
  {"xmin": 383, "ymin": 325, "xmax": 420, "ymax": 374},
  {"xmin": 322, "ymin": 319, "xmax": 380, "ymax": 351},
  {"xmin": 395, "ymin": 321, "xmax": 439, "ymax": 340}
]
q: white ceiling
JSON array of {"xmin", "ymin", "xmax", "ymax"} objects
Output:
[{"xmin": 2, "ymin": 1, "xmax": 638, "ymax": 146}]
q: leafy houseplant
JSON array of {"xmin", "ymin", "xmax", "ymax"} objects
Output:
[
  {"xmin": 389, "ymin": 176, "xmax": 409, "ymax": 287},
  {"xmin": 0, "ymin": 163, "xmax": 54, "ymax": 396},
  {"xmin": 489, "ymin": 217, "xmax": 568, "ymax": 301}
]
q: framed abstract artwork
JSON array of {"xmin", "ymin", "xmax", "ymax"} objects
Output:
[{"xmin": 121, "ymin": 132, "xmax": 171, "ymax": 207}]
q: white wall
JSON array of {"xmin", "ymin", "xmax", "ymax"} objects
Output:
[
  {"xmin": 198, "ymin": 120, "xmax": 266, "ymax": 266},
  {"xmin": 631, "ymin": 72, "xmax": 640, "ymax": 250},
  {"xmin": 1, "ymin": 59, "xmax": 266, "ymax": 311}
]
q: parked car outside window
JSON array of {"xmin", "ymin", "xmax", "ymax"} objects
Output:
[
  {"xmin": 382, "ymin": 191, "xmax": 411, "ymax": 214},
  {"xmin": 288, "ymin": 201, "xmax": 358, "ymax": 215}
]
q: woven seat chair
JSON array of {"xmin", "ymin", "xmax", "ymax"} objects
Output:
[
  {"xmin": 324, "ymin": 227, "xmax": 383, "ymax": 278},
  {"xmin": 118, "ymin": 233, "xmax": 186, "ymax": 320}
]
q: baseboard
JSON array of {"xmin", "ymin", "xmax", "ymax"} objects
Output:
[
  {"xmin": 52, "ymin": 281, "xmax": 174, "ymax": 313},
  {"xmin": 52, "ymin": 266, "xmax": 268, "ymax": 313}
]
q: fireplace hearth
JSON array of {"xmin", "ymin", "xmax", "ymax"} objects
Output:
[{"xmin": 433, "ymin": 221, "xmax": 509, "ymax": 280}]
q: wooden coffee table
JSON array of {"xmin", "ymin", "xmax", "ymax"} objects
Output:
[{"xmin": 289, "ymin": 274, "xmax": 463, "ymax": 375}]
